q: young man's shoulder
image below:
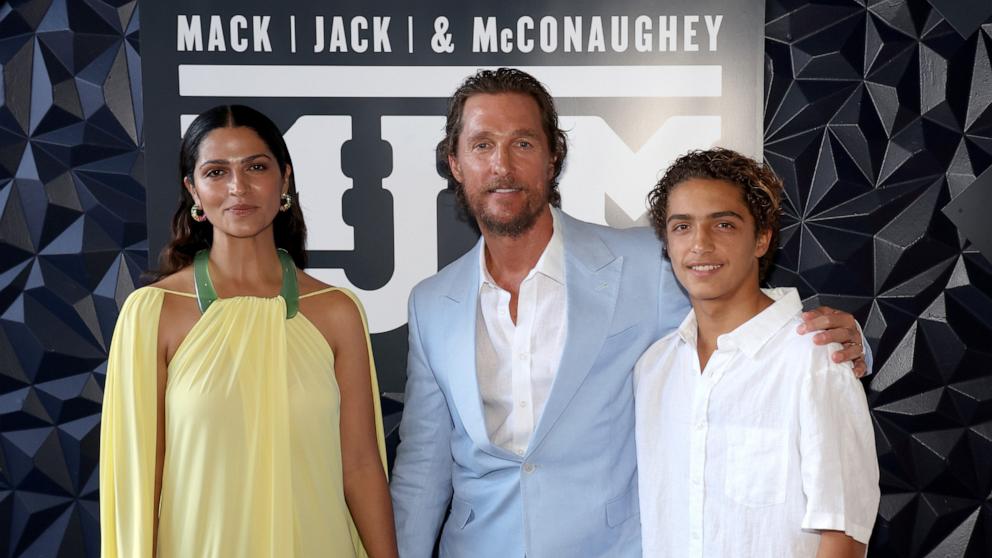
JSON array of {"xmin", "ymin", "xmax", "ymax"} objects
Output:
[
  {"xmin": 762, "ymin": 312, "xmax": 851, "ymax": 379},
  {"xmin": 642, "ymin": 328, "xmax": 682, "ymax": 357}
]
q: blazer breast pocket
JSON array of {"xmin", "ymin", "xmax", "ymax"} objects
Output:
[{"xmin": 604, "ymin": 322, "xmax": 639, "ymax": 342}]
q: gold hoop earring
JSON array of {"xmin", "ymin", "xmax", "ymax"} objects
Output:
[
  {"xmin": 280, "ymin": 193, "xmax": 293, "ymax": 212},
  {"xmin": 191, "ymin": 204, "xmax": 207, "ymax": 222}
]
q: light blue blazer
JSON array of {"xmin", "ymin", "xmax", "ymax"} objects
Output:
[{"xmin": 391, "ymin": 212, "xmax": 690, "ymax": 558}]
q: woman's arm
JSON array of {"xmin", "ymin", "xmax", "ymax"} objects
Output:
[
  {"xmin": 152, "ymin": 350, "xmax": 166, "ymax": 557},
  {"xmin": 151, "ymin": 277, "xmax": 201, "ymax": 556},
  {"xmin": 329, "ymin": 292, "xmax": 398, "ymax": 558}
]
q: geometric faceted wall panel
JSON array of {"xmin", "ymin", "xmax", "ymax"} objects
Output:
[
  {"xmin": 1, "ymin": 0, "xmax": 990, "ymax": 557},
  {"xmin": 765, "ymin": 1, "xmax": 992, "ymax": 556},
  {"xmin": 0, "ymin": 0, "xmax": 143, "ymax": 556}
]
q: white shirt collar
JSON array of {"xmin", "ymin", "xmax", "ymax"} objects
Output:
[
  {"xmin": 479, "ymin": 207, "xmax": 565, "ymax": 289},
  {"xmin": 676, "ymin": 287, "xmax": 803, "ymax": 359}
]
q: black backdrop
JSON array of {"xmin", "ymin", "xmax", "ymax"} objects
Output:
[{"xmin": 1, "ymin": 0, "xmax": 991, "ymax": 556}]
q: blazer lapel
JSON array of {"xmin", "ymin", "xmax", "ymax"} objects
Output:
[
  {"xmin": 440, "ymin": 240, "xmax": 516, "ymax": 459},
  {"xmin": 528, "ymin": 214, "xmax": 622, "ymax": 454}
]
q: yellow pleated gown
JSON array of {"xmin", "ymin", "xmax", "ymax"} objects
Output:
[{"xmin": 99, "ymin": 287, "xmax": 386, "ymax": 558}]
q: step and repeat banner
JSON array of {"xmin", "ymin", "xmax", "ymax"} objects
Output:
[
  {"xmin": 8, "ymin": 1, "xmax": 992, "ymax": 556},
  {"xmin": 139, "ymin": 0, "xmax": 764, "ymax": 396}
]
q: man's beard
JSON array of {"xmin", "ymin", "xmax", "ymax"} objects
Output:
[{"xmin": 461, "ymin": 179, "xmax": 546, "ymax": 238}]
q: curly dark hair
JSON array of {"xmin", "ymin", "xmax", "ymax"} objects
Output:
[
  {"xmin": 148, "ymin": 105, "xmax": 307, "ymax": 282},
  {"xmin": 646, "ymin": 147, "xmax": 783, "ymax": 280},
  {"xmin": 436, "ymin": 68, "xmax": 567, "ymax": 214}
]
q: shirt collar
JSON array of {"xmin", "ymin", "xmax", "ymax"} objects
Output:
[
  {"xmin": 479, "ymin": 207, "xmax": 565, "ymax": 289},
  {"xmin": 718, "ymin": 288, "xmax": 802, "ymax": 358},
  {"xmin": 676, "ymin": 288, "xmax": 803, "ymax": 359}
]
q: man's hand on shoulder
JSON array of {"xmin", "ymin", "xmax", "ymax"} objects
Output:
[{"xmin": 797, "ymin": 306, "xmax": 868, "ymax": 378}]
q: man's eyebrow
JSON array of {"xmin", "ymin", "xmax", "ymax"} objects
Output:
[
  {"xmin": 466, "ymin": 129, "xmax": 540, "ymax": 137},
  {"xmin": 666, "ymin": 210, "xmax": 746, "ymax": 223},
  {"xmin": 463, "ymin": 131, "xmax": 492, "ymax": 141}
]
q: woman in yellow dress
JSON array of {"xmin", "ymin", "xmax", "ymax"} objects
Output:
[{"xmin": 99, "ymin": 105, "xmax": 398, "ymax": 558}]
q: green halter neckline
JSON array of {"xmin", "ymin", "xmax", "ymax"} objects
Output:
[{"xmin": 193, "ymin": 249, "xmax": 299, "ymax": 318}]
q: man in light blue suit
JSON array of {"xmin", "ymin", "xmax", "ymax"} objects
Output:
[{"xmin": 390, "ymin": 68, "xmax": 869, "ymax": 557}]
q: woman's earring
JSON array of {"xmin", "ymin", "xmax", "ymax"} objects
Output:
[
  {"xmin": 280, "ymin": 193, "xmax": 293, "ymax": 212},
  {"xmin": 191, "ymin": 204, "xmax": 207, "ymax": 222}
]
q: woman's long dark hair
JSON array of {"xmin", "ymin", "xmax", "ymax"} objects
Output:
[{"xmin": 148, "ymin": 105, "xmax": 308, "ymax": 281}]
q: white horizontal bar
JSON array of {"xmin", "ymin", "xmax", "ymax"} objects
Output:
[{"xmin": 178, "ymin": 65, "xmax": 721, "ymax": 98}]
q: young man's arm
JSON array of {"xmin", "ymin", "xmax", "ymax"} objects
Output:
[
  {"xmin": 816, "ymin": 530, "xmax": 867, "ymax": 557},
  {"xmin": 798, "ymin": 348, "xmax": 880, "ymax": 552}
]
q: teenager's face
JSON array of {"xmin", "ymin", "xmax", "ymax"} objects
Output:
[
  {"xmin": 449, "ymin": 92, "xmax": 555, "ymax": 237},
  {"xmin": 664, "ymin": 178, "xmax": 771, "ymax": 304},
  {"xmin": 185, "ymin": 126, "xmax": 290, "ymax": 240}
]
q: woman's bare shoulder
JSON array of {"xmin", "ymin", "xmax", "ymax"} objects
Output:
[
  {"xmin": 146, "ymin": 267, "xmax": 195, "ymax": 295},
  {"xmin": 296, "ymin": 269, "xmax": 334, "ymax": 295},
  {"xmin": 147, "ymin": 268, "xmax": 201, "ymax": 362},
  {"xmin": 296, "ymin": 271, "xmax": 365, "ymax": 343},
  {"xmin": 298, "ymin": 272, "xmax": 363, "ymax": 311}
]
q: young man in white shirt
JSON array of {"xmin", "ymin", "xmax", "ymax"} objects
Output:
[{"xmin": 634, "ymin": 148, "xmax": 880, "ymax": 557}]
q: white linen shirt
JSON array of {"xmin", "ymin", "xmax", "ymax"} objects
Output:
[
  {"xmin": 476, "ymin": 209, "xmax": 566, "ymax": 455},
  {"xmin": 634, "ymin": 287, "xmax": 879, "ymax": 557}
]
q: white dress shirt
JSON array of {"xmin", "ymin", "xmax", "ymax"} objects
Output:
[
  {"xmin": 634, "ymin": 287, "xmax": 879, "ymax": 557},
  {"xmin": 476, "ymin": 209, "xmax": 567, "ymax": 456}
]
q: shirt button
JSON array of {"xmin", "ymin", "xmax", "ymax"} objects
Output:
[
  {"xmin": 515, "ymin": 448, "xmax": 524, "ymax": 456},
  {"xmin": 518, "ymin": 352, "xmax": 529, "ymax": 361},
  {"xmin": 523, "ymin": 463, "xmax": 535, "ymax": 473},
  {"xmin": 519, "ymin": 400, "xmax": 527, "ymax": 408},
  {"xmin": 695, "ymin": 421, "xmax": 705, "ymax": 430}
]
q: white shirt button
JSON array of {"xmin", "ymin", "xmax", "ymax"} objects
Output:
[
  {"xmin": 523, "ymin": 463, "xmax": 535, "ymax": 473},
  {"xmin": 515, "ymin": 448, "xmax": 524, "ymax": 456},
  {"xmin": 475, "ymin": 212, "xmax": 566, "ymax": 457}
]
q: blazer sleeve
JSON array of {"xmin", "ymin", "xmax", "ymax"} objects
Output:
[
  {"xmin": 99, "ymin": 289, "xmax": 165, "ymax": 558},
  {"xmin": 390, "ymin": 289, "xmax": 454, "ymax": 558}
]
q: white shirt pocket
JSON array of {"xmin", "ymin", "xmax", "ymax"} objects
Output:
[{"xmin": 723, "ymin": 425, "xmax": 788, "ymax": 507}]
